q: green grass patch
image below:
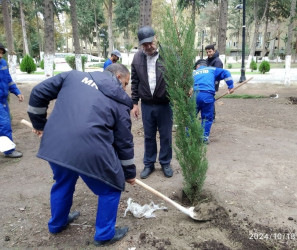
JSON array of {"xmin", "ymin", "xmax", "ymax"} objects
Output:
[
  {"xmin": 226, "ymin": 62, "xmax": 297, "ymax": 69},
  {"xmin": 88, "ymin": 63, "xmax": 103, "ymax": 68},
  {"xmin": 33, "ymin": 71, "xmax": 64, "ymax": 75},
  {"xmin": 231, "ymin": 71, "xmax": 261, "ymax": 75},
  {"xmin": 221, "ymin": 94, "xmax": 267, "ymax": 99}
]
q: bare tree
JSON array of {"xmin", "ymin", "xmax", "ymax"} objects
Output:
[
  {"xmin": 70, "ymin": 0, "xmax": 82, "ymax": 71},
  {"xmin": 285, "ymin": 0, "xmax": 296, "ymax": 56},
  {"xmin": 218, "ymin": 0, "xmax": 228, "ymax": 59},
  {"xmin": 284, "ymin": 0, "xmax": 297, "ymax": 86},
  {"xmin": 139, "ymin": 0, "xmax": 152, "ymax": 28},
  {"xmin": 19, "ymin": 0, "xmax": 29, "ymax": 55},
  {"xmin": 43, "ymin": 0, "xmax": 55, "ymax": 77},
  {"xmin": 104, "ymin": 0, "xmax": 114, "ymax": 56},
  {"xmin": 248, "ymin": 0, "xmax": 268, "ymax": 64},
  {"xmin": 1, "ymin": 0, "xmax": 17, "ymax": 80},
  {"xmin": 34, "ymin": 1, "xmax": 43, "ymax": 54}
]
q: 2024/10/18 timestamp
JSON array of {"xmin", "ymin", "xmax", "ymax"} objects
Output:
[{"xmin": 249, "ymin": 233, "xmax": 296, "ymax": 241}]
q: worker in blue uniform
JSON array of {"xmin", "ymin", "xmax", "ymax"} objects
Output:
[
  {"xmin": 103, "ymin": 49, "xmax": 122, "ymax": 70},
  {"xmin": 0, "ymin": 43, "xmax": 24, "ymax": 158},
  {"xmin": 193, "ymin": 59, "xmax": 234, "ymax": 144},
  {"xmin": 27, "ymin": 63, "xmax": 135, "ymax": 247}
]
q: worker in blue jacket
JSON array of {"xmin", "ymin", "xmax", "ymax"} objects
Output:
[
  {"xmin": 0, "ymin": 43, "xmax": 24, "ymax": 158},
  {"xmin": 27, "ymin": 63, "xmax": 135, "ymax": 247},
  {"xmin": 193, "ymin": 59, "xmax": 234, "ymax": 144}
]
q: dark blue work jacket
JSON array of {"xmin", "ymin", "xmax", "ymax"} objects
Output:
[{"xmin": 28, "ymin": 70, "xmax": 135, "ymax": 191}]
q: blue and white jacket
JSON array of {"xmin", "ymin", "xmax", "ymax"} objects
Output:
[
  {"xmin": 193, "ymin": 66, "xmax": 234, "ymax": 95},
  {"xmin": 0, "ymin": 58, "xmax": 21, "ymax": 103},
  {"xmin": 28, "ymin": 70, "xmax": 135, "ymax": 191}
]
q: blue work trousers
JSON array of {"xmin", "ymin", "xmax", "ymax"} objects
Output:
[
  {"xmin": 141, "ymin": 102, "xmax": 172, "ymax": 168},
  {"xmin": 48, "ymin": 162, "xmax": 121, "ymax": 241},
  {"xmin": 0, "ymin": 101, "xmax": 14, "ymax": 155},
  {"xmin": 195, "ymin": 91, "xmax": 215, "ymax": 139}
]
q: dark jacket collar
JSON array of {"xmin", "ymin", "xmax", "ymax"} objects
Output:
[{"xmin": 89, "ymin": 71, "xmax": 133, "ymax": 109}]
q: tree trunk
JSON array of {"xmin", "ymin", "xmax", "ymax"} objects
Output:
[
  {"xmin": 35, "ymin": 2, "xmax": 42, "ymax": 51},
  {"xmin": 139, "ymin": 0, "xmax": 152, "ymax": 28},
  {"xmin": 249, "ymin": 1, "xmax": 259, "ymax": 59},
  {"xmin": 284, "ymin": 0, "xmax": 296, "ymax": 86},
  {"xmin": 2, "ymin": 0, "xmax": 17, "ymax": 81},
  {"xmin": 217, "ymin": 0, "xmax": 228, "ymax": 55},
  {"xmin": 43, "ymin": 0, "xmax": 55, "ymax": 77},
  {"xmin": 104, "ymin": 0, "xmax": 114, "ymax": 57},
  {"xmin": 248, "ymin": 0, "xmax": 268, "ymax": 66},
  {"xmin": 70, "ymin": 0, "xmax": 82, "ymax": 71},
  {"xmin": 93, "ymin": 0, "xmax": 100, "ymax": 58},
  {"xmin": 20, "ymin": 0, "xmax": 29, "ymax": 55},
  {"xmin": 261, "ymin": 14, "xmax": 269, "ymax": 57},
  {"xmin": 285, "ymin": 0, "xmax": 296, "ymax": 56},
  {"xmin": 35, "ymin": 1, "xmax": 43, "ymax": 55}
]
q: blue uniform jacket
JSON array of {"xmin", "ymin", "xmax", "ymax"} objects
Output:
[
  {"xmin": 0, "ymin": 58, "xmax": 21, "ymax": 103},
  {"xmin": 193, "ymin": 66, "xmax": 234, "ymax": 95},
  {"xmin": 103, "ymin": 58, "xmax": 112, "ymax": 70},
  {"xmin": 27, "ymin": 70, "xmax": 135, "ymax": 191}
]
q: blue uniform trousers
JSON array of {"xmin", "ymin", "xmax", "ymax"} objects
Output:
[
  {"xmin": 0, "ymin": 101, "xmax": 14, "ymax": 155},
  {"xmin": 141, "ymin": 102, "xmax": 172, "ymax": 168},
  {"xmin": 48, "ymin": 162, "xmax": 121, "ymax": 241},
  {"xmin": 195, "ymin": 91, "xmax": 215, "ymax": 139}
]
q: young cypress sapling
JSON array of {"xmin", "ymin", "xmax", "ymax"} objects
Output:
[{"xmin": 159, "ymin": 7, "xmax": 208, "ymax": 203}]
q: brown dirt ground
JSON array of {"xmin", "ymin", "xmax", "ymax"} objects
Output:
[{"xmin": 1, "ymin": 82, "xmax": 297, "ymax": 250}]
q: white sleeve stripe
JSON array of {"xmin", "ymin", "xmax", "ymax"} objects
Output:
[
  {"xmin": 224, "ymin": 77, "xmax": 233, "ymax": 82},
  {"xmin": 27, "ymin": 105, "xmax": 47, "ymax": 114},
  {"xmin": 120, "ymin": 159, "xmax": 134, "ymax": 166}
]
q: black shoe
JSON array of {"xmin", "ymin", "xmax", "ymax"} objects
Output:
[
  {"xmin": 50, "ymin": 211, "xmax": 80, "ymax": 234},
  {"xmin": 93, "ymin": 226, "xmax": 129, "ymax": 247},
  {"xmin": 162, "ymin": 165, "xmax": 173, "ymax": 178},
  {"xmin": 140, "ymin": 167, "xmax": 155, "ymax": 179}
]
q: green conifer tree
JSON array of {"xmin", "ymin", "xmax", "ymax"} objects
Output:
[
  {"xmin": 159, "ymin": 8, "xmax": 208, "ymax": 203},
  {"xmin": 20, "ymin": 55, "xmax": 37, "ymax": 74}
]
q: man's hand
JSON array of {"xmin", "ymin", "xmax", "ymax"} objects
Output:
[
  {"xmin": 32, "ymin": 129, "xmax": 43, "ymax": 138},
  {"xmin": 228, "ymin": 88, "xmax": 234, "ymax": 94},
  {"xmin": 17, "ymin": 94, "xmax": 24, "ymax": 102},
  {"xmin": 126, "ymin": 178, "xmax": 136, "ymax": 185},
  {"xmin": 131, "ymin": 104, "xmax": 140, "ymax": 119},
  {"xmin": 188, "ymin": 87, "xmax": 193, "ymax": 97}
]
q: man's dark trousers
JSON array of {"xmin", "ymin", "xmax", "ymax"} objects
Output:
[
  {"xmin": 141, "ymin": 102, "xmax": 172, "ymax": 168},
  {"xmin": 48, "ymin": 162, "xmax": 121, "ymax": 241}
]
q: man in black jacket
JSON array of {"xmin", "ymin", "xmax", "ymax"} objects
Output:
[
  {"xmin": 28, "ymin": 64, "xmax": 135, "ymax": 247},
  {"xmin": 205, "ymin": 44, "xmax": 223, "ymax": 121},
  {"xmin": 131, "ymin": 26, "xmax": 173, "ymax": 179}
]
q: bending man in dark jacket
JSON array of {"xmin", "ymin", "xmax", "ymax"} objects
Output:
[
  {"xmin": 205, "ymin": 44, "xmax": 223, "ymax": 121},
  {"xmin": 131, "ymin": 26, "xmax": 173, "ymax": 179},
  {"xmin": 27, "ymin": 64, "xmax": 135, "ymax": 247}
]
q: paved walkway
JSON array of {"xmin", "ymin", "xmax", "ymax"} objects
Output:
[
  {"xmin": 230, "ymin": 68, "xmax": 297, "ymax": 85},
  {"xmin": 13, "ymin": 64, "xmax": 297, "ymax": 86}
]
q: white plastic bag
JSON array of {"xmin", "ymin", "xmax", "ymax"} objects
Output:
[
  {"xmin": 0, "ymin": 136, "xmax": 16, "ymax": 152},
  {"xmin": 124, "ymin": 198, "xmax": 167, "ymax": 218}
]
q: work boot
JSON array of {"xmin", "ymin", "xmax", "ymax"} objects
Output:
[
  {"xmin": 5, "ymin": 150, "xmax": 23, "ymax": 158},
  {"xmin": 67, "ymin": 211, "xmax": 80, "ymax": 224},
  {"xmin": 161, "ymin": 165, "xmax": 173, "ymax": 178},
  {"xmin": 140, "ymin": 167, "xmax": 155, "ymax": 179},
  {"xmin": 93, "ymin": 226, "xmax": 129, "ymax": 247},
  {"xmin": 50, "ymin": 211, "xmax": 80, "ymax": 234}
]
